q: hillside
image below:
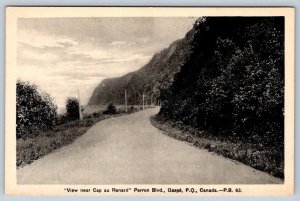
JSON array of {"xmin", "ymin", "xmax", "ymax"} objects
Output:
[
  {"xmin": 88, "ymin": 29, "xmax": 195, "ymax": 106},
  {"xmin": 158, "ymin": 17, "xmax": 284, "ymax": 177}
]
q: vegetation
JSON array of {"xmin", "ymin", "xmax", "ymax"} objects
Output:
[
  {"xmin": 17, "ymin": 105, "xmax": 142, "ymax": 167},
  {"xmin": 17, "ymin": 114, "xmax": 110, "ymax": 167},
  {"xmin": 16, "ymin": 79, "xmax": 58, "ymax": 139},
  {"xmin": 103, "ymin": 103, "xmax": 117, "ymax": 114},
  {"xmin": 151, "ymin": 116, "xmax": 284, "ymax": 178},
  {"xmin": 66, "ymin": 97, "xmax": 80, "ymax": 120},
  {"xmin": 159, "ymin": 17, "xmax": 284, "ymax": 178},
  {"xmin": 16, "ymin": 78, "xmax": 144, "ymax": 167}
]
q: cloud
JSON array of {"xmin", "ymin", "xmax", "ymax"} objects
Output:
[
  {"xmin": 17, "ymin": 43, "xmax": 59, "ymax": 65},
  {"xmin": 57, "ymin": 41, "xmax": 76, "ymax": 48},
  {"xmin": 110, "ymin": 40, "xmax": 137, "ymax": 46},
  {"xmin": 137, "ymin": 37, "xmax": 151, "ymax": 43},
  {"xmin": 111, "ymin": 41, "xmax": 127, "ymax": 46},
  {"xmin": 18, "ymin": 29, "xmax": 78, "ymax": 49},
  {"xmin": 50, "ymin": 71, "xmax": 119, "ymax": 80}
]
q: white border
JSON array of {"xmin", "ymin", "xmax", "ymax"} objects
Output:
[{"xmin": 5, "ymin": 7, "xmax": 295, "ymax": 196}]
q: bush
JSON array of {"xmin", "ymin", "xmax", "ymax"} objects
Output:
[
  {"xmin": 16, "ymin": 79, "xmax": 57, "ymax": 139},
  {"xmin": 103, "ymin": 103, "xmax": 117, "ymax": 114},
  {"xmin": 92, "ymin": 111, "xmax": 103, "ymax": 118},
  {"xmin": 128, "ymin": 106, "xmax": 138, "ymax": 113},
  {"xmin": 66, "ymin": 97, "xmax": 80, "ymax": 120}
]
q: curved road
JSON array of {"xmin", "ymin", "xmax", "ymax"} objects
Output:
[{"xmin": 17, "ymin": 108, "xmax": 282, "ymax": 184}]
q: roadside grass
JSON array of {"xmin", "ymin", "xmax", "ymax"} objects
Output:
[
  {"xmin": 150, "ymin": 115, "xmax": 284, "ymax": 179},
  {"xmin": 17, "ymin": 108, "xmax": 141, "ymax": 168}
]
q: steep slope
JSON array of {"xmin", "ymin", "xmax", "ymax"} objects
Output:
[
  {"xmin": 159, "ymin": 17, "xmax": 284, "ymax": 177},
  {"xmin": 88, "ymin": 29, "xmax": 195, "ymax": 105}
]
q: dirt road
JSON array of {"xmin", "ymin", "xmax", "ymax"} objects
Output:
[{"xmin": 17, "ymin": 108, "xmax": 282, "ymax": 184}]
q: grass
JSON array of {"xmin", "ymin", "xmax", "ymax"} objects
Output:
[
  {"xmin": 17, "ymin": 108, "xmax": 140, "ymax": 168},
  {"xmin": 150, "ymin": 115, "xmax": 284, "ymax": 179}
]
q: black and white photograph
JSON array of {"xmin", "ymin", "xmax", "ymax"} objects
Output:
[{"xmin": 5, "ymin": 7, "xmax": 294, "ymax": 196}]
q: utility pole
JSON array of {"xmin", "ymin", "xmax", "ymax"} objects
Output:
[
  {"xmin": 145, "ymin": 95, "xmax": 148, "ymax": 109},
  {"xmin": 78, "ymin": 88, "xmax": 83, "ymax": 120},
  {"xmin": 142, "ymin": 93, "xmax": 145, "ymax": 110},
  {"xmin": 125, "ymin": 89, "xmax": 127, "ymax": 112}
]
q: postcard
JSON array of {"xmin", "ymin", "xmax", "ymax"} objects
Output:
[{"xmin": 5, "ymin": 7, "xmax": 295, "ymax": 196}]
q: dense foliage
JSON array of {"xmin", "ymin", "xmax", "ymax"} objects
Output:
[
  {"xmin": 66, "ymin": 98, "xmax": 80, "ymax": 120},
  {"xmin": 159, "ymin": 17, "xmax": 284, "ymax": 148},
  {"xmin": 16, "ymin": 79, "xmax": 58, "ymax": 139}
]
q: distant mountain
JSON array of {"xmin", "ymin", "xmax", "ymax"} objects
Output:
[{"xmin": 87, "ymin": 28, "xmax": 195, "ymax": 106}]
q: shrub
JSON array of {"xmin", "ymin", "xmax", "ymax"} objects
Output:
[
  {"xmin": 66, "ymin": 97, "xmax": 80, "ymax": 120},
  {"xmin": 92, "ymin": 111, "xmax": 103, "ymax": 118},
  {"xmin": 103, "ymin": 103, "xmax": 118, "ymax": 114},
  {"xmin": 128, "ymin": 106, "xmax": 138, "ymax": 113},
  {"xmin": 16, "ymin": 79, "xmax": 58, "ymax": 139}
]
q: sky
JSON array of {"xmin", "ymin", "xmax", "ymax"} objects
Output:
[{"xmin": 17, "ymin": 17, "xmax": 197, "ymax": 112}]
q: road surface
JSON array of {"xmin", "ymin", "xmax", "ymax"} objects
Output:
[{"xmin": 17, "ymin": 108, "xmax": 282, "ymax": 184}]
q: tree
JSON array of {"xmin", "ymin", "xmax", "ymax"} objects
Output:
[
  {"xmin": 16, "ymin": 79, "xmax": 57, "ymax": 139},
  {"xmin": 66, "ymin": 97, "xmax": 80, "ymax": 120}
]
